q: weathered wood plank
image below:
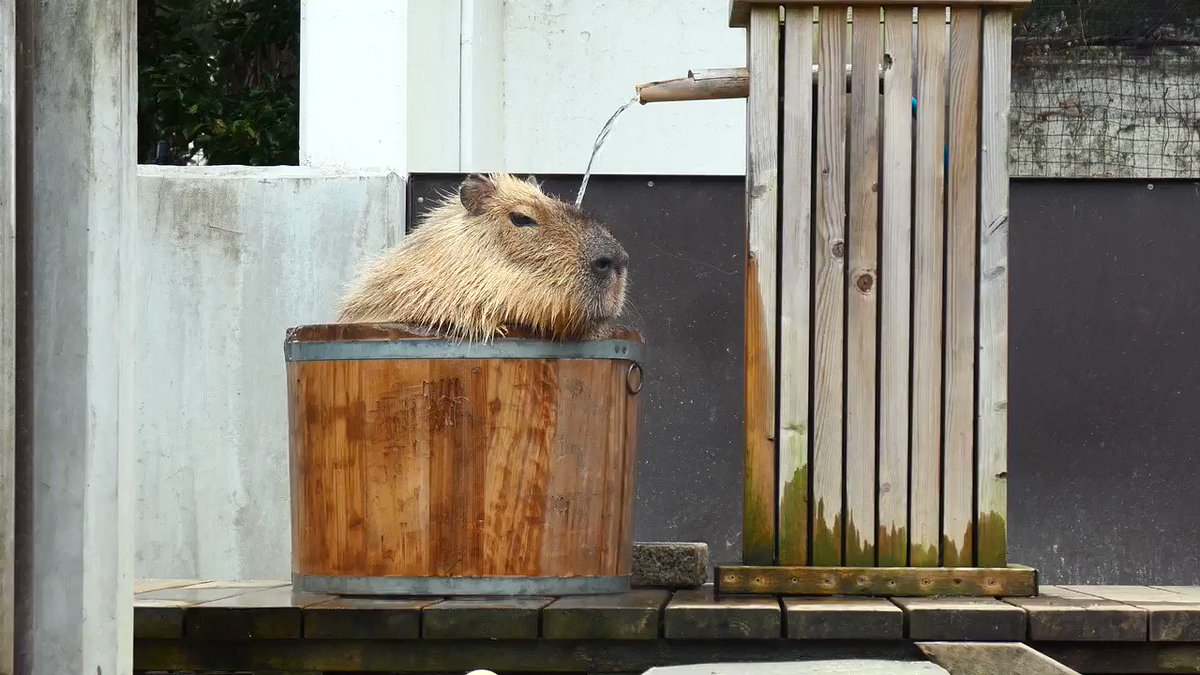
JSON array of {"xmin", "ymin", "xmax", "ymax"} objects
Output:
[
  {"xmin": 1061, "ymin": 586, "xmax": 1189, "ymax": 603},
  {"xmin": 304, "ymin": 596, "xmax": 439, "ymax": 639},
  {"xmin": 664, "ymin": 586, "xmax": 781, "ymax": 639},
  {"xmin": 134, "ymin": 599, "xmax": 189, "ymax": 639},
  {"xmin": 845, "ymin": 4, "xmax": 882, "ymax": 568},
  {"xmin": 812, "ymin": 3, "xmax": 848, "ymax": 567},
  {"xmin": 134, "ymin": 579, "xmax": 211, "ymax": 594},
  {"xmin": 1063, "ymin": 586, "xmax": 1200, "ymax": 641},
  {"xmin": 896, "ymin": 597, "xmax": 1027, "ymax": 641},
  {"xmin": 917, "ymin": 641, "xmax": 1080, "ymax": 675},
  {"xmin": 784, "ymin": 597, "xmax": 904, "ymax": 640},
  {"xmin": 1131, "ymin": 603, "xmax": 1200, "ymax": 642},
  {"xmin": 186, "ymin": 585, "xmax": 333, "ymax": 639},
  {"xmin": 543, "ymin": 589, "xmax": 669, "ymax": 640},
  {"xmin": 716, "ymin": 565, "xmax": 1036, "ymax": 596},
  {"xmin": 910, "ymin": 4, "xmax": 949, "ymax": 568},
  {"xmin": 943, "ymin": 6, "xmax": 982, "ymax": 569},
  {"xmin": 421, "ymin": 596, "xmax": 553, "ymax": 639},
  {"xmin": 1004, "ymin": 585, "xmax": 1147, "ymax": 641},
  {"xmin": 0, "ymin": 1, "xmax": 14, "ymax": 666},
  {"xmin": 877, "ymin": 4, "xmax": 915, "ymax": 568},
  {"xmin": 1037, "ymin": 642, "xmax": 1200, "ymax": 675},
  {"xmin": 777, "ymin": 4, "xmax": 815, "ymax": 568},
  {"xmin": 729, "ymin": 1, "xmax": 1033, "ymax": 28},
  {"xmin": 138, "ymin": 586, "xmax": 271, "ymax": 605},
  {"xmin": 742, "ymin": 5, "xmax": 780, "ymax": 566},
  {"xmin": 1150, "ymin": 587, "xmax": 1200, "ymax": 600},
  {"xmin": 181, "ymin": 579, "xmax": 290, "ymax": 590},
  {"xmin": 977, "ymin": 7, "xmax": 1013, "ymax": 568},
  {"xmin": 136, "ymin": 638, "xmax": 923, "ymax": 673}
]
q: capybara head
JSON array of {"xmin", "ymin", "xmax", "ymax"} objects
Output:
[{"xmin": 336, "ymin": 173, "xmax": 629, "ymax": 341}]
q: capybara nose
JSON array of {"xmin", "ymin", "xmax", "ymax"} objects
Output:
[
  {"xmin": 592, "ymin": 248, "xmax": 628, "ymax": 278},
  {"xmin": 591, "ymin": 256, "xmax": 615, "ymax": 278}
]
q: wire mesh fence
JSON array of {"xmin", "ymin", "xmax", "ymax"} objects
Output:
[{"xmin": 1010, "ymin": 0, "xmax": 1200, "ymax": 178}]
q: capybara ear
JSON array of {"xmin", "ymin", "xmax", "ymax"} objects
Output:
[
  {"xmin": 460, "ymin": 174, "xmax": 496, "ymax": 216},
  {"xmin": 524, "ymin": 174, "xmax": 542, "ymax": 190}
]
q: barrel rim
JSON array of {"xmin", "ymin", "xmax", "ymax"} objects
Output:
[
  {"xmin": 285, "ymin": 337, "xmax": 645, "ymax": 363},
  {"xmin": 293, "ymin": 573, "xmax": 630, "ymax": 596},
  {"xmin": 285, "ymin": 322, "xmax": 645, "ymax": 344}
]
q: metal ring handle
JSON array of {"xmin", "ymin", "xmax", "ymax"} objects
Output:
[{"xmin": 626, "ymin": 362, "xmax": 644, "ymax": 395}]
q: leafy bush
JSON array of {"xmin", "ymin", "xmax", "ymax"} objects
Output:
[{"xmin": 138, "ymin": 0, "xmax": 300, "ymax": 165}]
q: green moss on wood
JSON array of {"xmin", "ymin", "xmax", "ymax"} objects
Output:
[
  {"xmin": 777, "ymin": 433, "xmax": 808, "ymax": 564},
  {"xmin": 812, "ymin": 498, "xmax": 842, "ymax": 566},
  {"xmin": 844, "ymin": 516, "xmax": 874, "ymax": 566},
  {"xmin": 877, "ymin": 525, "xmax": 908, "ymax": 567},
  {"xmin": 977, "ymin": 511, "xmax": 1007, "ymax": 567},
  {"xmin": 942, "ymin": 521, "xmax": 975, "ymax": 567},
  {"xmin": 909, "ymin": 542, "xmax": 939, "ymax": 567},
  {"xmin": 742, "ymin": 459, "xmax": 775, "ymax": 565}
]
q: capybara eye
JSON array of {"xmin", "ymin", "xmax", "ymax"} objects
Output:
[{"xmin": 509, "ymin": 212, "xmax": 537, "ymax": 228}]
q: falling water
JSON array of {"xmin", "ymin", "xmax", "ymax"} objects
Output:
[{"xmin": 575, "ymin": 94, "xmax": 640, "ymax": 208}]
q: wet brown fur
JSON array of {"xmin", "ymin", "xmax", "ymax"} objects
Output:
[{"xmin": 336, "ymin": 173, "xmax": 629, "ymax": 342}]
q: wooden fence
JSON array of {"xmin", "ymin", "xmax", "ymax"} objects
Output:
[{"xmin": 722, "ymin": 1, "xmax": 1034, "ymax": 596}]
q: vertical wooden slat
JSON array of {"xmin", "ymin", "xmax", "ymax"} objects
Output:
[
  {"xmin": 743, "ymin": 6, "xmax": 779, "ymax": 565},
  {"xmin": 877, "ymin": 5, "xmax": 914, "ymax": 568},
  {"xmin": 910, "ymin": 5, "xmax": 947, "ymax": 567},
  {"xmin": 0, "ymin": 0, "xmax": 13, "ymax": 665},
  {"xmin": 943, "ymin": 7, "xmax": 982, "ymax": 567},
  {"xmin": 845, "ymin": 6, "xmax": 882, "ymax": 567},
  {"xmin": 778, "ymin": 6, "xmax": 815, "ymax": 566},
  {"xmin": 977, "ymin": 7, "xmax": 1012, "ymax": 568},
  {"xmin": 812, "ymin": 5, "xmax": 847, "ymax": 566}
]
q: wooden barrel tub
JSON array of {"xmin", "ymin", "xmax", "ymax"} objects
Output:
[{"xmin": 285, "ymin": 324, "xmax": 644, "ymax": 595}]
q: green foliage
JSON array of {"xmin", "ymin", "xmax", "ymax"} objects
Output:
[{"xmin": 138, "ymin": 0, "xmax": 300, "ymax": 165}]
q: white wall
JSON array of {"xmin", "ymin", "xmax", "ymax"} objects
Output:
[
  {"xmin": 135, "ymin": 167, "xmax": 404, "ymax": 579},
  {"xmin": 496, "ymin": 0, "xmax": 746, "ymax": 176},
  {"xmin": 304, "ymin": 0, "xmax": 748, "ymax": 176}
]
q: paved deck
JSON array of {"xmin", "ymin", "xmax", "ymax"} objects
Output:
[{"xmin": 134, "ymin": 581, "xmax": 1200, "ymax": 674}]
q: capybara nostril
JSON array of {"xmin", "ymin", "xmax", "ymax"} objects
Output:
[{"xmin": 592, "ymin": 256, "xmax": 614, "ymax": 277}]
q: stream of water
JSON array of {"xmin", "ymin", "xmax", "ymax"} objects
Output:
[{"xmin": 575, "ymin": 94, "xmax": 640, "ymax": 208}]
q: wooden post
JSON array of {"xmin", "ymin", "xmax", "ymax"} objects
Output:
[
  {"xmin": 845, "ymin": 5, "xmax": 882, "ymax": 567},
  {"xmin": 777, "ymin": 6, "xmax": 814, "ymax": 567},
  {"xmin": 977, "ymin": 7, "xmax": 1012, "ymax": 568},
  {"xmin": 944, "ymin": 7, "xmax": 982, "ymax": 568},
  {"xmin": 877, "ymin": 5, "xmax": 914, "ymax": 568},
  {"xmin": 0, "ymin": 1, "xmax": 14, "ymax": 669},
  {"xmin": 811, "ymin": 5, "xmax": 847, "ymax": 568},
  {"xmin": 742, "ymin": 6, "xmax": 780, "ymax": 566},
  {"xmin": 910, "ymin": 6, "xmax": 948, "ymax": 568},
  {"xmin": 14, "ymin": 0, "xmax": 136, "ymax": 670}
]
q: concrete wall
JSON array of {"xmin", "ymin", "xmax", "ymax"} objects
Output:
[{"xmin": 134, "ymin": 167, "xmax": 404, "ymax": 579}]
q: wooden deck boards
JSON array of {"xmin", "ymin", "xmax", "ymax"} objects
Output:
[
  {"xmin": 134, "ymin": 581, "xmax": 1200, "ymax": 673},
  {"xmin": 133, "ymin": 581, "xmax": 1200, "ymax": 644}
]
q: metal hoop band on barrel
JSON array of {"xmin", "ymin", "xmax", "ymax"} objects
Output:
[
  {"xmin": 294, "ymin": 573, "xmax": 630, "ymax": 596},
  {"xmin": 285, "ymin": 338, "xmax": 645, "ymax": 364}
]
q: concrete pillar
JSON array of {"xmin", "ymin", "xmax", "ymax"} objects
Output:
[
  {"xmin": 300, "ymin": 0, "xmax": 409, "ymax": 172},
  {"xmin": 14, "ymin": 0, "xmax": 136, "ymax": 672},
  {"xmin": 0, "ymin": 1, "xmax": 15, "ymax": 671}
]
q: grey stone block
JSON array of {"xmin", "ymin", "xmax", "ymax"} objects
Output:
[{"xmin": 631, "ymin": 542, "xmax": 709, "ymax": 588}]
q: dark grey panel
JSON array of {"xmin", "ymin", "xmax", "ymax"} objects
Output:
[
  {"xmin": 407, "ymin": 174, "xmax": 1200, "ymax": 584},
  {"xmin": 409, "ymin": 174, "xmax": 747, "ymax": 567},
  {"xmin": 1008, "ymin": 179, "xmax": 1200, "ymax": 584}
]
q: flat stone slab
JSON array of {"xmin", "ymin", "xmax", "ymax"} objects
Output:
[
  {"xmin": 632, "ymin": 542, "xmax": 709, "ymax": 588},
  {"xmin": 643, "ymin": 659, "xmax": 949, "ymax": 674}
]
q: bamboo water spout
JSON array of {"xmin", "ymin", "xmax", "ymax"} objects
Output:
[
  {"xmin": 636, "ymin": 65, "xmax": 891, "ymax": 104},
  {"xmin": 635, "ymin": 68, "xmax": 749, "ymax": 104}
]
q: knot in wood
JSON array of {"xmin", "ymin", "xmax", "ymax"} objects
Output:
[
  {"xmin": 855, "ymin": 272, "xmax": 875, "ymax": 294},
  {"xmin": 831, "ymin": 240, "xmax": 845, "ymax": 260}
]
